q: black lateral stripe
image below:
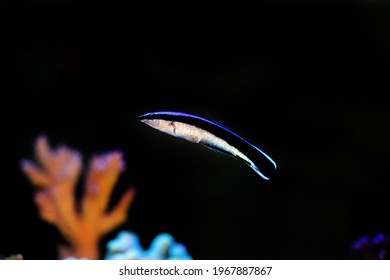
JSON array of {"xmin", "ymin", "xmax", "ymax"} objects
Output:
[{"xmin": 202, "ymin": 142, "xmax": 252, "ymax": 165}]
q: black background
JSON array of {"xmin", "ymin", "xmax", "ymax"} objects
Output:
[{"xmin": 1, "ymin": 0, "xmax": 390, "ymax": 259}]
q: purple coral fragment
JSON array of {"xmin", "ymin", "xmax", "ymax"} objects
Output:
[{"xmin": 352, "ymin": 233, "xmax": 390, "ymax": 259}]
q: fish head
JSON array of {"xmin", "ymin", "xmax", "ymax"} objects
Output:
[{"xmin": 140, "ymin": 119, "xmax": 176, "ymax": 136}]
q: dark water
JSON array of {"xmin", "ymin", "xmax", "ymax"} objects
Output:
[{"xmin": 1, "ymin": 0, "xmax": 390, "ymax": 259}]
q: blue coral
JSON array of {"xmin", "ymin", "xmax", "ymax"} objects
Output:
[{"xmin": 105, "ymin": 231, "xmax": 192, "ymax": 260}]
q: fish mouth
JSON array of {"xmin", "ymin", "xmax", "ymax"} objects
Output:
[{"xmin": 140, "ymin": 119, "xmax": 157, "ymax": 128}]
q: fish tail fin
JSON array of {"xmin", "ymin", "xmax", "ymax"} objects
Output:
[{"xmin": 247, "ymin": 162, "xmax": 270, "ymax": 181}]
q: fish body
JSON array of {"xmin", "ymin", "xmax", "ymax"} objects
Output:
[{"xmin": 138, "ymin": 111, "xmax": 277, "ymax": 180}]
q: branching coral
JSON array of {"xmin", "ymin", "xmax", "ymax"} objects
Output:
[{"xmin": 21, "ymin": 135, "xmax": 136, "ymax": 259}]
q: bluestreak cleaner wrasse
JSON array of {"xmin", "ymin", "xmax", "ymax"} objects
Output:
[{"xmin": 138, "ymin": 111, "xmax": 277, "ymax": 180}]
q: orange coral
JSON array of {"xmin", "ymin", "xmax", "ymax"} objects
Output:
[{"xmin": 21, "ymin": 136, "xmax": 136, "ymax": 259}]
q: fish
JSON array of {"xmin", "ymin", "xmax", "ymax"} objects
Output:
[{"xmin": 138, "ymin": 111, "xmax": 277, "ymax": 180}]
